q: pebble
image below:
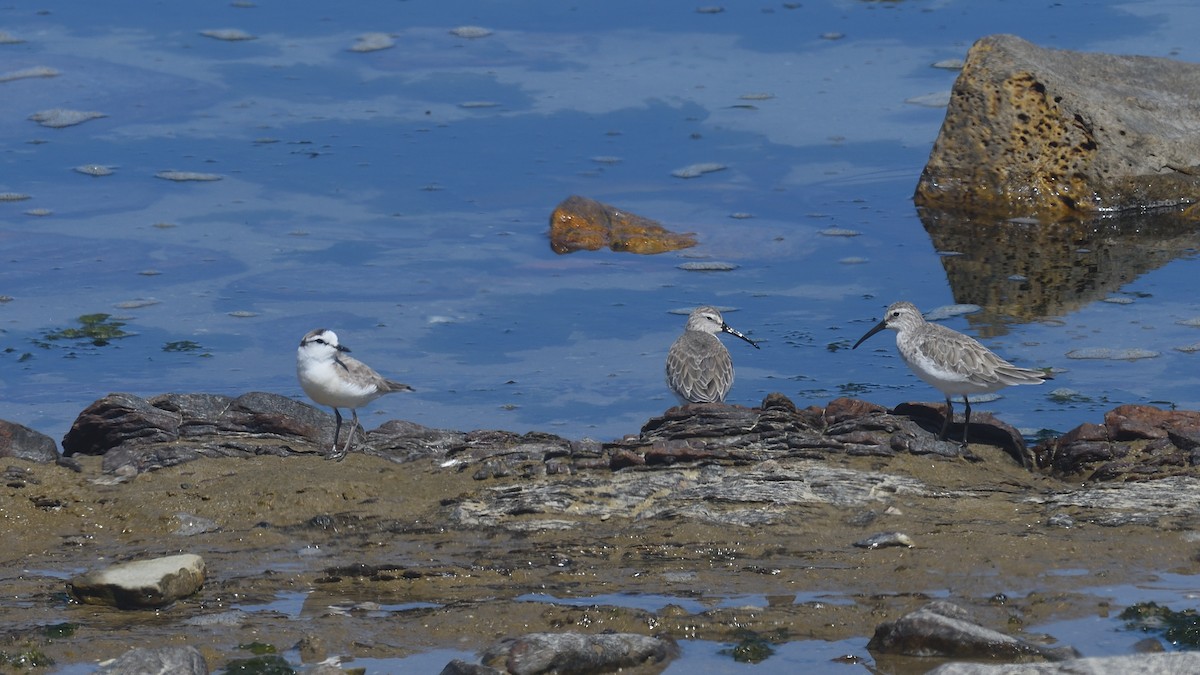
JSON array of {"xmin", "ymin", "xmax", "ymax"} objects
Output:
[
  {"xmin": 671, "ymin": 162, "xmax": 727, "ymax": 178},
  {"xmin": 1065, "ymin": 347, "xmax": 1160, "ymax": 360},
  {"xmin": 923, "ymin": 304, "xmax": 981, "ymax": 321},
  {"xmin": 29, "ymin": 109, "xmax": 107, "ymax": 128},
  {"xmin": 449, "ymin": 25, "xmax": 493, "ymax": 39},
  {"xmin": 931, "ymin": 58, "xmax": 965, "ymax": 70},
  {"xmin": 199, "ymin": 28, "xmax": 256, "ymax": 41},
  {"xmin": 156, "ymin": 171, "xmax": 223, "ymax": 182},
  {"xmin": 74, "ymin": 164, "xmax": 114, "ymax": 177},
  {"xmin": 349, "ymin": 32, "xmax": 394, "ymax": 52},
  {"xmin": 853, "ymin": 532, "xmax": 914, "ymax": 549},
  {"xmin": 677, "ymin": 261, "xmax": 739, "ymax": 271},
  {"xmin": 0, "ymin": 66, "xmax": 58, "ymax": 82},
  {"xmin": 0, "ymin": 192, "xmax": 31, "ymax": 201},
  {"xmin": 905, "ymin": 91, "xmax": 952, "ymax": 107},
  {"xmin": 819, "ymin": 227, "xmax": 860, "ymax": 237}
]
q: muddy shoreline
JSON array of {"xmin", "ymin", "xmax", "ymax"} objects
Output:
[{"xmin": 5, "ymin": 417, "xmax": 1199, "ymax": 672}]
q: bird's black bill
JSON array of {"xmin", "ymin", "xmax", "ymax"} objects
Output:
[
  {"xmin": 337, "ymin": 344, "xmax": 351, "ymax": 353},
  {"xmin": 852, "ymin": 320, "xmax": 888, "ymax": 350},
  {"xmin": 723, "ymin": 324, "xmax": 761, "ymax": 349}
]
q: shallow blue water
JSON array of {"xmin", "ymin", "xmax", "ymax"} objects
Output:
[
  {"xmin": 4, "ymin": 0, "xmax": 1198, "ymax": 446},
  {"xmin": 5, "ymin": 0, "xmax": 1200, "ymax": 671}
]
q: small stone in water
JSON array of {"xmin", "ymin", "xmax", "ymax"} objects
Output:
[
  {"xmin": 115, "ymin": 299, "xmax": 160, "ymax": 309},
  {"xmin": 590, "ymin": 155, "xmax": 622, "ymax": 164},
  {"xmin": 1175, "ymin": 342, "xmax": 1200, "ymax": 354},
  {"xmin": 152, "ymin": 222, "xmax": 177, "ymax": 229},
  {"xmin": 25, "ymin": 208, "xmax": 52, "ymax": 217},
  {"xmin": 729, "ymin": 212, "xmax": 753, "ymax": 219},
  {"xmin": 696, "ymin": 6, "xmax": 725, "ymax": 13},
  {"xmin": 459, "ymin": 101, "xmax": 500, "ymax": 109},
  {"xmin": 931, "ymin": 58, "xmax": 965, "ymax": 70},
  {"xmin": 671, "ymin": 162, "xmax": 727, "ymax": 179},
  {"xmin": 0, "ymin": 66, "xmax": 58, "ymax": 82},
  {"xmin": 839, "ymin": 257, "xmax": 868, "ymax": 264},
  {"xmin": 1065, "ymin": 347, "xmax": 1160, "ymax": 361},
  {"xmin": 1101, "ymin": 296, "xmax": 1134, "ymax": 304},
  {"xmin": 678, "ymin": 261, "xmax": 739, "ymax": 271},
  {"xmin": 739, "ymin": 93, "xmax": 774, "ymax": 100},
  {"xmin": 0, "ymin": 31, "xmax": 25, "ymax": 44},
  {"xmin": 905, "ymin": 91, "xmax": 952, "ymax": 108},
  {"xmin": 0, "ymin": 192, "xmax": 31, "ymax": 201},
  {"xmin": 1175, "ymin": 317, "xmax": 1200, "ymax": 327},
  {"xmin": 74, "ymin": 164, "xmax": 114, "ymax": 177},
  {"xmin": 820, "ymin": 32, "xmax": 845, "ymax": 40},
  {"xmin": 199, "ymin": 28, "xmax": 256, "ymax": 41},
  {"xmin": 29, "ymin": 108, "xmax": 106, "ymax": 128},
  {"xmin": 924, "ymin": 304, "xmax": 981, "ymax": 321},
  {"xmin": 450, "ymin": 25, "xmax": 493, "ymax": 39},
  {"xmin": 138, "ymin": 270, "xmax": 162, "ymax": 276},
  {"xmin": 853, "ymin": 532, "xmax": 914, "ymax": 549},
  {"xmin": 819, "ymin": 227, "xmax": 860, "ymax": 237},
  {"xmin": 349, "ymin": 32, "xmax": 394, "ymax": 52},
  {"xmin": 228, "ymin": 310, "xmax": 258, "ymax": 318},
  {"xmin": 156, "ymin": 171, "xmax": 223, "ymax": 182}
]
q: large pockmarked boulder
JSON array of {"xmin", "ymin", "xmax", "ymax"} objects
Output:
[{"xmin": 915, "ymin": 34, "xmax": 1200, "ymax": 217}]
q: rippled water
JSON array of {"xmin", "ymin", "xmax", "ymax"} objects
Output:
[{"xmin": 4, "ymin": 0, "xmax": 1200, "ymax": 671}]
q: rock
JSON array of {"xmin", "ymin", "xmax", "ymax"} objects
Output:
[
  {"xmin": 927, "ymin": 652, "xmax": 1200, "ymax": 674},
  {"xmin": 0, "ymin": 419, "xmax": 58, "ymax": 462},
  {"xmin": 97, "ymin": 645, "xmax": 208, "ymax": 674},
  {"xmin": 439, "ymin": 661, "xmax": 505, "ymax": 675},
  {"xmin": 548, "ymin": 195, "xmax": 697, "ymax": 254},
  {"xmin": 480, "ymin": 632, "xmax": 679, "ymax": 674},
  {"xmin": 868, "ymin": 600, "xmax": 1078, "ymax": 661},
  {"xmin": 915, "ymin": 34, "xmax": 1200, "ymax": 217},
  {"xmin": 1036, "ymin": 404, "xmax": 1200, "ymax": 480},
  {"xmin": 61, "ymin": 392, "xmax": 333, "ymax": 473},
  {"xmin": 68, "ymin": 553, "xmax": 206, "ymax": 609}
]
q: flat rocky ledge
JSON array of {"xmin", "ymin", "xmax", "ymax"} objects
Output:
[{"xmin": 5, "ymin": 390, "xmax": 1200, "ymax": 483}]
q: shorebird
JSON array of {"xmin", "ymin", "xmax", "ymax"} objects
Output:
[
  {"xmin": 852, "ymin": 301, "xmax": 1049, "ymax": 446},
  {"xmin": 296, "ymin": 328, "xmax": 413, "ymax": 460},
  {"xmin": 666, "ymin": 306, "xmax": 760, "ymax": 404}
]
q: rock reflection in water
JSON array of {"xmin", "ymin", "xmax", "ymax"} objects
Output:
[{"xmin": 918, "ymin": 206, "xmax": 1200, "ymax": 336}]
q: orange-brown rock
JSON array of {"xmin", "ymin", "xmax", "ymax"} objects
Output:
[
  {"xmin": 548, "ymin": 195, "xmax": 697, "ymax": 254},
  {"xmin": 915, "ymin": 34, "xmax": 1200, "ymax": 217}
]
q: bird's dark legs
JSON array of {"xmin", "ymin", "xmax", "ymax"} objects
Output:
[
  {"xmin": 939, "ymin": 396, "xmax": 953, "ymax": 441},
  {"xmin": 343, "ymin": 409, "xmax": 360, "ymax": 458},
  {"xmin": 328, "ymin": 408, "xmax": 346, "ymax": 461},
  {"xmin": 961, "ymin": 395, "xmax": 972, "ymax": 447}
]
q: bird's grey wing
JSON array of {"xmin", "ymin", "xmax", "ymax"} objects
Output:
[
  {"xmin": 666, "ymin": 333, "xmax": 732, "ymax": 403},
  {"xmin": 918, "ymin": 324, "xmax": 1045, "ymax": 386}
]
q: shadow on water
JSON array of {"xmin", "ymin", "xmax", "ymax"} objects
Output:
[{"xmin": 918, "ymin": 206, "xmax": 1200, "ymax": 337}]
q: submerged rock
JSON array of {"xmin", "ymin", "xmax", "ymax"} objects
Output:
[
  {"xmin": 479, "ymin": 632, "xmax": 679, "ymax": 674},
  {"xmin": 548, "ymin": 195, "xmax": 697, "ymax": 254},
  {"xmin": 868, "ymin": 600, "xmax": 1078, "ymax": 661},
  {"xmin": 915, "ymin": 34, "xmax": 1200, "ymax": 216},
  {"xmin": 97, "ymin": 646, "xmax": 208, "ymax": 674},
  {"xmin": 927, "ymin": 652, "xmax": 1200, "ymax": 674},
  {"xmin": 68, "ymin": 554, "xmax": 206, "ymax": 609}
]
